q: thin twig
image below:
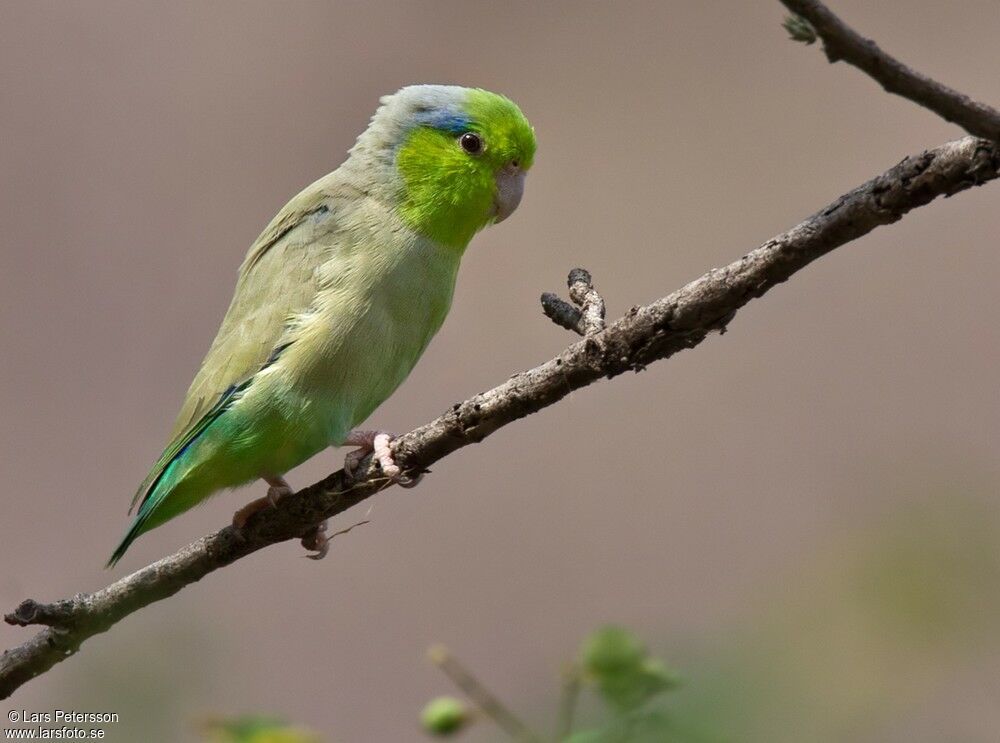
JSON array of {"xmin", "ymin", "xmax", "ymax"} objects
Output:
[
  {"xmin": 428, "ymin": 645, "xmax": 541, "ymax": 742},
  {"xmin": 555, "ymin": 663, "xmax": 582, "ymax": 740},
  {"xmin": 780, "ymin": 0, "xmax": 1000, "ymax": 141},
  {"xmin": 2, "ymin": 135, "xmax": 998, "ymax": 699}
]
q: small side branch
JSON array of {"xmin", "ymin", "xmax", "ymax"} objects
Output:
[
  {"xmin": 567, "ymin": 268, "xmax": 606, "ymax": 335},
  {"xmin": 5, "ymin": 599, "xmax": 81, "ymax": 629},
  {"xmin": 541, "ymin": 268, "xmax": 606, "ymax": 336},
  {"xmin": 540, "ymin": 292, "xmax": 582, "ymax": 334},
  {"xmin": 780, "ymin": 0, "xmax": 1000, "ymax": 141}
]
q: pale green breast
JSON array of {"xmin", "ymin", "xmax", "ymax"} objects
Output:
[{"xmin": 241, "ymin": 196, "xmax": 462, "ymax": 456}]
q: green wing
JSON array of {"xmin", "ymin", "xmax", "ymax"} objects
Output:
[{"xmin": 130, "ymin": 173, "xmax": 352, "ymax": 514}]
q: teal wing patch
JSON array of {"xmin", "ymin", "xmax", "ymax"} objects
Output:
[{"xmin": 128, "ymin": 378, "xmax": 249, "ymax": 515}]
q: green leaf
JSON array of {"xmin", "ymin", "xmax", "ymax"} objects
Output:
[
  {"xmin": 782, "ymin": 14, "xmax": 817, "ymax": 45},
  {"xmin": 580, "ymin": 627, "xmax": 680, "ymax": 712},
  {"xmin": 638, "ymin": 658, "xmax": 682, "ymax": 696}
]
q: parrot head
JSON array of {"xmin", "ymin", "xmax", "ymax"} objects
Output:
[{"xmin": 350, "ymin": 85, "xmax": 536, "ymax": 249}]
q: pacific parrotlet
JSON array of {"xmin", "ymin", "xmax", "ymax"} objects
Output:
[{"xmin": 109, "ymin": 85, "xmax": 536, "ymax": 566}]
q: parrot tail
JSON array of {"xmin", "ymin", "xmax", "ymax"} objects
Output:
[
  {"xmin": 107, "ymin": 435, "xmax": 224, "ymax": 568},
  {"xmin": 107, "ymin": 513, "xmax": 149, "ymax": 568},
  {"xmin": 107, "ymin": 457, "xmax": 207, "ymax": 568},
  {"xmin": 109, "ymin": 383, "xmax": 246, "ymax": 567}
]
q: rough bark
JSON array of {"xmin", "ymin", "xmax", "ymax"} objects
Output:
[
  {"xmin": 781, "ymin": 0, "xmax": 1000, "ymax": 141},
  {"xmin": 4, "ymin": 134, "xmax": 997, "ymax": 699}
]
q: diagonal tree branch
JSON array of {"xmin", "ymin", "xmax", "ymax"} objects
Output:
[
  {"xmin": 3, "ymin": 134, "xmax": 998, "ymax": 700},
  {"xmin": 780, "ymin": 0, "xmax": 1000, "ymax": 141}
]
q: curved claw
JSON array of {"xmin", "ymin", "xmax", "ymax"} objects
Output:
[
  {"xmin": 343, "ymin": 450, "xmax": 362, "ymax": 483},
  {"xmin": 397, "ymin": 472, "xmax": 424, "ymax": 488},
  {"xmin": 301, "ymin": 521, "xmax": 329, "ymax": 560},
  {"xmin": 266, "ymin": 483, "xmax": 293, "ymax": 506}
]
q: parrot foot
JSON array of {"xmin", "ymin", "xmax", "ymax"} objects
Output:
[
  {"xmin": 231, "ymin": 475, "xmax": 294, "ymax": 530},
  {"xmin": 301, "ymin": 521, "xmax": 330, "ymax": 560},
  {"xmin": 301, "ymin": 518, "xmax": 371, "ymax": 560},
  {"xmin": 342, "ymin": 430, "xmax": 422, "ymax": 487}
]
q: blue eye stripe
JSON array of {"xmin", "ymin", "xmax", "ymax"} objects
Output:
[{"xmin": 415, "ymin": 108, "xmax": 471, "ymax": 134}]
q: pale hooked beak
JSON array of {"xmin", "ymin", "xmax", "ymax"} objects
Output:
[{"xmin": 493, "ymin": 164, "xmax": 525, "ymax": 223}]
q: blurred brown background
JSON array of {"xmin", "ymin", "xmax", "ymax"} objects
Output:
[{"xmin": 2, "ymin": 1, "xmax": 999, "ymax": 741}]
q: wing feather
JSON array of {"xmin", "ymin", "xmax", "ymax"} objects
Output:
[{"xmin": 130, "ymin": 173, "xmax": 354, "ymax": 513}]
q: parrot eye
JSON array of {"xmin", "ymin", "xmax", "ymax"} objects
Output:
[{"xmin": 459, "ymin": 132, "xmax": 484, "ymax": 155}]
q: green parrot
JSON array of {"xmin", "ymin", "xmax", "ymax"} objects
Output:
[{"xmin": 109, "ymin": 85, "xmax": 536, "ymax": 566}]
